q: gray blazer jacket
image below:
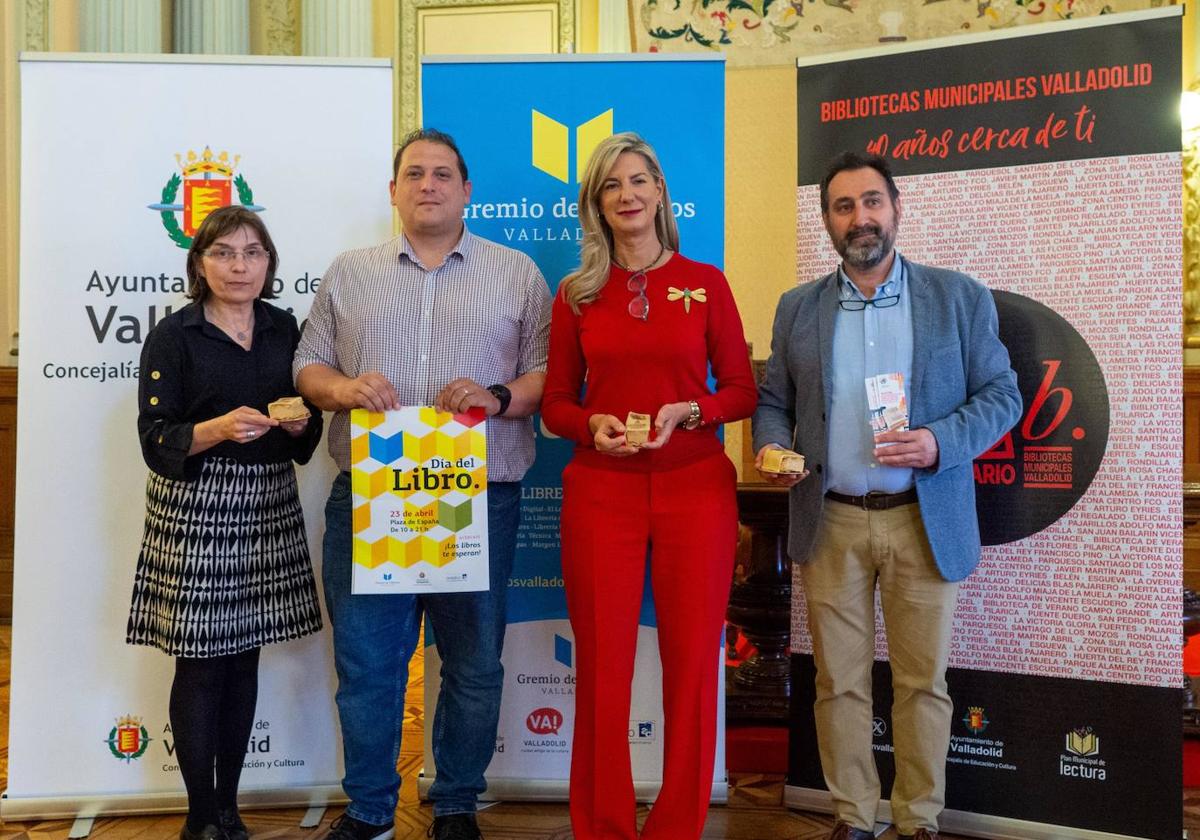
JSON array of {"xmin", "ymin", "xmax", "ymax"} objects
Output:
[{"xmin": 752, "ymin": 257, "xmax": 1022, "ymax": 582}]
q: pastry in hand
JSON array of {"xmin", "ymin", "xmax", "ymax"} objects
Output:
[
  {"xmin": 761, "ymin": 448, "xmax": 806, "ymax": 475},
  {"xmin": 625, "ymin": 412, "xmax": 651, "ymax": 446},
  {"xmin": 267, "ymin": 396, "xmax": 312, "ymax": 422}
]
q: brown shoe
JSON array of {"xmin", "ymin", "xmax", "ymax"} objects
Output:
[
  {"xmin": 899, "ymin": 830, "xmax": 937, "ymax": 840},
  {"xmin": 829, "ymin": 822, "xmax": 874, "ymax": 840}
]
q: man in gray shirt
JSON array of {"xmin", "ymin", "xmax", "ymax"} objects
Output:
[{"xmin": 295, "ymin": 129, "xmax": 552, "ymax": 840}]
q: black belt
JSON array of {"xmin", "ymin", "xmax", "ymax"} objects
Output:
[{"xmin": 825, "ymin": 488, "xmax": 918, "ymax": 511}]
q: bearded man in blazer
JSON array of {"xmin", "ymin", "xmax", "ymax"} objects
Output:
[{"xmin": 752, "ymin": 151, "xmax": 1021, "ymax": 840}]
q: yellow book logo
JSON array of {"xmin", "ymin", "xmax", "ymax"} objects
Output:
[
  {"xmin": 531, "ymin": 109, "xmax": 614, "ymax": 183},
  {"xmin": 1065, "ymin": 728, "xmax": 1099, "ymax": 757}
]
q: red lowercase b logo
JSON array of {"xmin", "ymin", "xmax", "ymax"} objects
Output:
[{"xmin": 975, "ymin": 291, "xmax": 1109, "ymax": 545}]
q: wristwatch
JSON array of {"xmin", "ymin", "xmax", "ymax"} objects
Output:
[
  {"xmin": 682, "ymin": 400, "xmax": 702, "ymax": 430},
  {"xmin": 487, "ymin": 383, "xmax": 512, "ymax": 416}
]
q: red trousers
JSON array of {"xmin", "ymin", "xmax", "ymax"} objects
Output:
[{"xmin": 561, "ymin": 452, "xmax": 737, "ymax": 840}]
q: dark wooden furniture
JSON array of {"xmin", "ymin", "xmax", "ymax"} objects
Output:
[{"xmin": 727, "ymin": 482, "xmax": 791, "ymax": 722}]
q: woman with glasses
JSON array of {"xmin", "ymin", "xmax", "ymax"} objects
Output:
[
  {"xmin": 542, "ymin": 132, "xmax": 757, "ymax": 840},
  {"xmin": 127, "ymin": 205, "xmax": 323, "ymax": 840}
]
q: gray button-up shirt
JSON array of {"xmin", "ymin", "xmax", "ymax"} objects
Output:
[{"xmin": 294, "ymin": 227, "xmax": 552, "ymax": 481}]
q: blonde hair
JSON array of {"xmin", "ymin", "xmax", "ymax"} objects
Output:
[{"xmin": 561, "ymin": 132, "xmax": 680, "ymax": 313}]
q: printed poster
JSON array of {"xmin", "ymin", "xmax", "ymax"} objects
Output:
[{"xmin": 350, "ymin": 407, "xmax": 489, "ymax": 594}]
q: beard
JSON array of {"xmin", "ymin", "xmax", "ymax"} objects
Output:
[{"xmin": 835, "ymin": 223, "xmax": 896, "ymax": 271}]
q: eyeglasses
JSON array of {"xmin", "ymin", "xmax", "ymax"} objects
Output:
[
  {"xmin": 627, "ymin": 270, "xmax": 649, "ymax": 321},
  {"xmin": 203, "ymin": 247, "xmax": 270, "ymax": 264},
  {"xmin": 839, "ymin": 294, "xmax": 899, "ymax": 311}
]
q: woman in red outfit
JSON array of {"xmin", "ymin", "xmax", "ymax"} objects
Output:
[{"xmin": 542, "ymin": 132, "xmax": 758, "ymax": 840}]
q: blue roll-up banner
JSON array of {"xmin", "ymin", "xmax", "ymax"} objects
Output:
[{"xmin": 419, "ymin": 54, "xmax": 726, "ymax": 800}]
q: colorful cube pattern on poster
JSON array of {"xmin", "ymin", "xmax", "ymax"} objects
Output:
[{"xmin": 349, "ymin": 408, "xmax": 487, "ymax": 570}]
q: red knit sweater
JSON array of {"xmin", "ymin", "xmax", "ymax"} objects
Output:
[{"xmin": 542, "ymin": 253, "xmax": 758, "ymax": 472}]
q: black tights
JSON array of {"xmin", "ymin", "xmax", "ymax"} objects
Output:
[{"xmin": 170, "ymin": 648, "xmax": 261, "ymax": 830}]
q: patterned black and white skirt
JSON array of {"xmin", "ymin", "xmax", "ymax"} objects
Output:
[{"xmin": 127, "ymin": 457, "xmax": 324, "ymax": 658}]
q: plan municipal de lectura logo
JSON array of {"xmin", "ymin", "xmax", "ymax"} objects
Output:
[
  {"xmin": 106, "ymin": 714, "xmax": 152, "ymax": 762},
  {"xmin": 1066, "ymin": 726, "xmax": 1100, "ymax": 758},
  {"xmin": 147, "ymin": 146, "xmax": 265, "ymax": 249}
]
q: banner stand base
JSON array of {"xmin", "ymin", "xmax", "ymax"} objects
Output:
[
  {"xmin": 301, "ymin": 805, "xmax": 328, "ymax": 828},
  {"xmin": 784, "ymin": 785, "xmax": 1157, "ymax": 840},
  {"xmin": 68, "ymin": 816, "xmax": 94, "ymax": 838},
  {"xmin": 417, "ymin": 772, "xmax": 729, "ymax": 805},
  {"xmin": 0, "ymin": 785, "xmax": 348, "ymax": 822}
]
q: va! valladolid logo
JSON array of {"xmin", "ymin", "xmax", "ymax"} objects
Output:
[
  {"xmin": 522, "ymin": 706, "xmax": 568, "ymax": 753},
  {"xmin": 1060, "ymin": 725, "xmax": 1106, "ymax": 780},
  {"xmin": 106, "ymin": 714, "xmax": 151, "ymax": 762},
  {"xmin": 147, "ymin": 146, "xmax": 264, "ymax": 249},
  {"xmin": 526, "ymin": 707, "xmax": 563, "ymax": 735}
]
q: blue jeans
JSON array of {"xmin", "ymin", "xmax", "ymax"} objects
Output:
[{"xmin": 321, "ymin": 472, "xmax": 520, "ymax": 824}]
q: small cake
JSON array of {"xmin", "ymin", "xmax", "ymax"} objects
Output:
[
  {"xmin": 625, "ymin": 412, "xmax": 651, "ymax": 446},
  {"xmin": 761, "ymin": 448, "xmax": 806, "ymax": 474},
  {"xmin": 268, "ymin": 396, "xmax": 311, "ymax": 422}
]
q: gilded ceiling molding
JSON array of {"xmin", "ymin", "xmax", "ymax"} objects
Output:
[
  {"xmin": 398, "ymin": 0, "xmax": 575, "ymax": 135},
  {"xmin": 23, "ymin": 0, "xmax": 49, "ymax": 52}
]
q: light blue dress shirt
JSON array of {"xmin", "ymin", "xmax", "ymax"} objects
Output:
[{"xmin": 826, "ymin": 252, "xmax": 914, "ymax": 495}]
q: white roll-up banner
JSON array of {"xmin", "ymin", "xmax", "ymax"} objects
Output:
[{"xmin": 8, "ymin": 54, "xmax": 392, "ymax": 820}]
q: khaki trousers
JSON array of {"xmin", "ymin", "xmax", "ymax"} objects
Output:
[{"xmin": 800, "ymin": 499, "xmax": 959, "ymax": 834}]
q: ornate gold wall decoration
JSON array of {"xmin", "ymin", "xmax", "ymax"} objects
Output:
[
  {"xmin": 631, "ymin": 0, "xmax": 1174, "ymax": 66},
  {"xmin": 398, "ymin": 0, "xmax": 575, "ymax": 135}
]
